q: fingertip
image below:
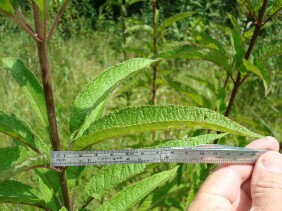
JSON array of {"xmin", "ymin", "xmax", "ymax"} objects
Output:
[{"xmin": 246, "ymin": 136, "xmax": 279, "ymax": 151}]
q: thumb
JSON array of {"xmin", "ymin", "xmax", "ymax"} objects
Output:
[{"xmin": 251, "ymin": 151, "xmax": 282, "ymax": 211}]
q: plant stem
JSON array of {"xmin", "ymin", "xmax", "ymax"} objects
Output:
[
  {"xmin": 121, "ymin": 1, "xmax": 127, "ymax": 60},
  {"xmin": 32, "ymin": 2, "xmax": 71, "ymax": 210},
  {"xmin": 47, "ymin": 0, "xmax": 71, "ymax": 42},
  {"xmin": 151, "ymin": 0, "xmax": 158, "ymax": 105},
  {"xmin": 223, "ymin": 0, "xmax": 268, "ymax": 118}
]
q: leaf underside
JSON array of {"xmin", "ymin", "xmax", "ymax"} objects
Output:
[
  {"xmin": 73, "ymin": 105, "xmax": 261, "ymax": 150},
  {"xmin": 83, "ymin": 133, "xmax": 226, "ymax": 203},
  {"xmin": 97, "ymin": 166, "xmax": 178, "ymax": 211}
]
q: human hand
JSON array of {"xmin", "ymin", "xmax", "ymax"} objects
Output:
[{"xmin": 188, "ymin": 137, "xmax": 282, "ymax": 211}]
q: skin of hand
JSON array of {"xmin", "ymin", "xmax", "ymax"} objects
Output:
[{"xmin": 188, "ymin": 137, "xmax": 282, "ymax": 211}]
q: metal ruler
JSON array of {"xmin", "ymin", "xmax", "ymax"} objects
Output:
[{"xmin": 51, "ymin": 144, "xmax": 267, "ymax": 166}]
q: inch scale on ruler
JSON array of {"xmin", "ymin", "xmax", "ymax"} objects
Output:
[{"xmin": 51, "ymin": 144, "xmax": 267, "ymax": 167}]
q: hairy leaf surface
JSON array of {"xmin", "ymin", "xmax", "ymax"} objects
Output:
[
  {"xmin": 96, "ymin": 167, "xmax": 178, "ymax": 211},
  {"xmin": 0, "ymin": 180, "xmax": 46, "ymax": 209},
  {"xmin": 0, "ymin": 109, "xmax": 39, "ymax": 152},
  {"xmin": 82, "ymin": 133, "xmax": 226, "ymax": 203},
  {"xmin": 70, "ymin": 58, "xmax": 158, "ymax": 134},
  {"xmin": 158, "ymin": 46, "xmax": 232, "ymax": 73},
  {"xmin": 0, "ymin": 153, "xmax": 49, "ymax": 183},
  {"xmin": 73, "ymin": 105, "xmax": 260, "ymax": 150},
  {"xmin": 1, "ymin": 57, "xmax": 48, "ymax": 127}
]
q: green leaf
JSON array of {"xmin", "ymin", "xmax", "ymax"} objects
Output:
[
  {"xmin": 191, "ymin": 31, "xmax": 227, "ymax": 53},
  {"xmin": 0, "ymin": 109, "xmax": 39, "ymax": 152},
  {"xmin": 0, "ymin": 0, "xmax": 14, "ymax": 15},
  {"xmin": 267, "ymin": 0, "xmax": 282, "ymax": 16},
  {"xmin": 73, "ymin": 97, "xmax": 108, "ymax": 140},
  {"xmin": 73, "ymin": 105, "xmax": 259, "ymax": 150},
  {"xmin": 253, "ymin": 40, "xmax": 282, "ymax": 61},
  {"xmin": 0, "ymin": 180, "xmax": 46, "ymax": 208},
  {"xmin": 70, "ymin": 58, "xmax": 159, "ymax": 134},
  {"xmin": 236, "ymin": 0, "xmax": 256, "ymax": 17},
  {"xmin": 33, "ymin": 0, "xmax": 44, "ymax": 14},
  {"xmin": 96, "ymin": 166, "xmax": 178, "ymax": 211},
  {"xmin": 1, "ymin": 57, "xmax": 48, "ymax": 128},
  {"xmin": 0, "ymin": 153, "xmax": 49, "ymax": 183},
  {"xmin": 82, "ymin": 133, "xmax": 226, "ymax": 203},
  {"xmin": 35, "ymin": 169, "xmax": 61, "ymax": 210},
  {"xmin": 127, "ymin": 0, "xmax": 144, "ymax": 7},
  {"xmin": 232, "ymin": 30, "xmax": 245, "ymax": 62},
  {"xmin": 0, "ymin": 146, "xmax": 36, "ymax": 170},
  {"xmin": 158, "ymin": 12, "xmax": 194, "ymax": 33},
  {"xmin": 253, "ymin": 60, "xmax": 272, "ymax": 96},
  {"xmin": 228, "ymin": 14, "xmax": 241, "ymax": 32},
  {"xmin": 125, "ymin": 25, "xmax": 153, "ymax": 34},
  {"xmin": 158, "ymin": 46, "xmax": 232, "ymax": 73},
  {"xmin": 165, "ymin": 78, "xmax": 211, "ymax": 108}
]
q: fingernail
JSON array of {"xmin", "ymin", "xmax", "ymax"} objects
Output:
[{"xmin": 262, "ymin": 152, "xmax": 282, "ymax": 173}]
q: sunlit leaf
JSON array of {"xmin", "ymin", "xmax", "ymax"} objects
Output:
[
  {"xmin": 82, "ymin": 133, "xmax": 226, "ymax": 203},
  {"xmin": 0, "ymin": 0, "xmax": 14, "ymax": 15},
  {"xmin": 1, "ymin": 57, "xmax": 48, "ymax": 128},
  {"xmin": 70, "ymin": 58, "xmax": 159, "ymax": 134},
  {"xmin": 96, "ymin": 166, "xmax": 178, "ymax": 211},
  {"xmin": 158, "ymin": 46, "xmax": 232, "ymax": 73},
  {"xmin": 0, "ymin": 180, "xmax": 46, "ymax": 209},
  {"xmin": 73, "ymin": 105, "xmax": 261, "ymax": 150}
]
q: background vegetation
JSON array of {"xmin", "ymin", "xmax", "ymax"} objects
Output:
[{"xmin": 0, "ymin": 0, "xmax": 281, "ymax": 210}]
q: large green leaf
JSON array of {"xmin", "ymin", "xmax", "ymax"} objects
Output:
[
  {"xmin": 0, "ymin": 0, "xmax": 14, "ymax": 15},
  {"xmin": 0, "ymin": 153, "xmax": 49, "ymax": 183},
  {"xmin": 96, "ymin": 166, "xmax": 178, "ymax": 211},
  {"xmin": 0, "ymin": 109, "xmax": 39, "ymax": 152},
  {"xmin": 70, "ymin": 58, "xmax": 158, "ymax": 134},
  {"xmin": 0, "ymin": 146, "xmax": 36, "ymax": 170},
  {"xmin": 0, "ymin": 180, "xmax": 46, "ymax": 209},
  {"xmin": 158, "ymin": 46, "xmax": 232, "ymax": 73},
  {"xmin": 73, "ymin": 105, "xmax": 260, "ymax": 150},
  {"xmin": 82, "ymin": 133, "xmax": 226, "ymax": 203},
  {"xmin": 158, "ymin": 12, "xmax": 194, "ymax": 33},
  {"xmin": 1, "ymin": 57, "xmax": 48, "ymax": 128}
]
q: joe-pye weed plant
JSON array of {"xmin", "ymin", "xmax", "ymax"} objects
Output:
[{"xmin": 0, "ymin": 0, "xmax": 281, "ymax": 210}]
